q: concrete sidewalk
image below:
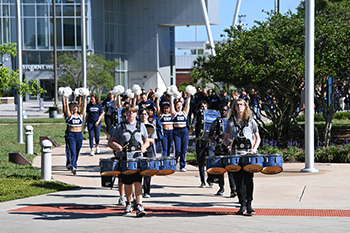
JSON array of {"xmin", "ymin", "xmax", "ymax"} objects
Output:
[{"xmin": 1, "ymin": 136, "xmax": 350, "ymax": 232}]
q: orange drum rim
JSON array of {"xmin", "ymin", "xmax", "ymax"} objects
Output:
[
  {"xmin": 156, "ymin": 169, "xmax": 175, "ymax": 176},
  {"xmin": 225, "ymin": 165, "xmax": 241, "ymax": 172},
  {"xmin": 122, "ymin": 170, "xmax": 138, "ymax": 175},
  {"xmin": 101, "ymin": 171, "xmax": 121, "ymax": 176},
  {"xmin": 261, "ymin": 166, "xmax": 283, "ymax": 174},
  {"xmin": 140, "ymin": 169, "xmax": 159, "ymax": 176},
  {"xmin": 206, "ymin": 167, "xmax": 227, "ymax": 175},
  {"xmin": 243, "ymin": 164, "xmax": 263, "ymax": 173}
]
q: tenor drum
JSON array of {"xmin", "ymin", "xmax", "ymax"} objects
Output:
[
  {"xmin": 99, "ymin": 158, "xmax": 121, "ymax": 176},
  {"xmin": 242, "ymin": 155, "xmax": 263, "ymax": 173},
  {"xmin": 225, "ymin": 155, "xmax": 242, "ymax": 172},
  {"xmin": 157, "ymin": 157, "xmax": 176, "ymax": 175},
  {"xmin": 139, "ymin": 157, "xmax": 159, "ymax": 176},
  {"xmin": 206, "ymin": 156, "xmax": 227, "ymax": 175},
  {"xmin": 121, "ymin": 158, "xmax": 139, "ymax": 175},
  {"xmin": 262, "ymin": 154, "xmax": 283, "ymax": 174},
  {"xmin": 196, "ymin": 110, "xmax": 220, "ymax": 138}
]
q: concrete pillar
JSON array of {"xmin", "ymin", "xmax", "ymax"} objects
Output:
[
  {"xmin": 25, "ymin": 125, "xmax": 34, "ymax": 154},
  {"xmin": 41, "ymin": 139, "xmax": 53, "ymax": 181}
]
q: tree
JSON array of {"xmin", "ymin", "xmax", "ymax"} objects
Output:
[
  {"xmin": 0, "ymin": 43, "xmax": 45, "ymax": 98},
  {"xmin": 57, "ymin": 52, "xmax": 119, "ymax": 101},
  {"xmin": 191, "ymin": 12, "xmax": 305, "ymax": 141}
]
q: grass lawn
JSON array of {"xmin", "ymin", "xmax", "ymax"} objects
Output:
[{"xmin": 0, "ymin": 119, "xmax": 78, "ymax": 202}]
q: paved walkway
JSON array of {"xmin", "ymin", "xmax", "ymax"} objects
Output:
[{"xmin": 1, "ymin": 101, "xmax": 350, "ymax": 232}]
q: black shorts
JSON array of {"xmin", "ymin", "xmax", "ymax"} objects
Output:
[{"xmin": 119, "ymin": 172, "xmax": 143, "ymax": 185}]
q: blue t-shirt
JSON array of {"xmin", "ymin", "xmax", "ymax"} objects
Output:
[
  {"xmin": 87, "ymin": 103, "xmax": 103, "ymax": 124},
  {"xmin": 138, "ymin": 100, "xmax": 156, "ymax": 110}
]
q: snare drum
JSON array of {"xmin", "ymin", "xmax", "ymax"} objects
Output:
[
  {"xmin": 206, "ymin": 156, "xmax": 226, "ymax": 175},
  {"xmin": 157, "ymin": 157, "xmax": 176, "ymax": 175},
  {"xmin": 225, "ymin": 155, "xmax": 242, "ymax": 172},
  {"xmin": 99, "ymin": 158, "xmax": 121, "ymax": 176},
  {"xmin": 242, "ymin": 155, "xmax": 263, "ymax": 173},
  {"xmin": 121, "ymin": 158, "xmax": 139, "ymax": 175},
  {"xmin": 139, "ymin": 157, "xmax": 159, "ymax": 176},
  {"xmin": 262, "ymin": 154, "xmax": 283, "ymax": 174}
]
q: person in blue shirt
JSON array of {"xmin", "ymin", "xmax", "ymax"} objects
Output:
[
  {"xmin": 101, "ymin": 91, "xmax": 117, "ymax": 138},
  {"xmin": 138, "ymin": 92, "xmax": 156, "ymax": 110},
  {"xmin": 84, "ymin": 94, "xmax": 104, "ymax": 156}
]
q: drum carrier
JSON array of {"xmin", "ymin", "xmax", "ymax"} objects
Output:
[
  {"xmin": 232, "ymin": 117, "xmax": 252, "ymax": 152},
  {"xmin": 213, "ymin": 117, "xmax": 228, "ymax": 155},
  {"xmin": 121, "ymin": 121, "xmax": 142, "ymax": 153}
]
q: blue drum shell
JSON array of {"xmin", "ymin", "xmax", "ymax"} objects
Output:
[
  {"xmin": 157, "ymin": 157, "xmax": 176, "ymax": 176},
  {"xmin": 242, "ymin": 155, "xmax": 263, "ymax": 173},
  {"xmin": 100, "ymin": 158, "xmax": 121, "ymax": 176},
  {"xmin": 121, "ymin": 159, "xmax": 139, "ymax": 175},
  {"xmin": 206, "ymin": 156, "xmax": 226, "ymax": 175},
  {"xmin": 139, "ymin": 158, "xmax": 159, "ymax": 176},
  {"xmin": 225, "ymin": 156, "xmax": 242, "ymax": 172},
  {"xmin": 262, "ymin": 154, "xmax": 283, "ymax": 174}
]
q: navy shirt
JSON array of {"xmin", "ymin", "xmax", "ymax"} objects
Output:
[
  {"xmin": 86, "ymin": 103, "xmax": 103, "ymax": 124},
  {"xmin": 138, "ymin": 99, "xmax": 156, "ymax": 110}
]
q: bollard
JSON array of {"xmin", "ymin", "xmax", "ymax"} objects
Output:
[
  {"xmin": 25, "ymin": 125, "xmax": 34, "ymax": 154},
  {"xmin": 41, "ymin": 139, "xmax": 53, "ymax": 181}
]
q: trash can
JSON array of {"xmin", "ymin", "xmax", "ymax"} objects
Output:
[{"xmin": 49, "ymin": 107, "xmax": 58, "ymax": 118}]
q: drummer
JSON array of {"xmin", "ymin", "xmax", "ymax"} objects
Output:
[
  {"xmin": 208, "ymin": 104, "xmax": 237, "ymax": 197},
  {"xmin": 108, "ymin": 105, "xmax": 150, "ymax": 217},
  {"xmin": 189, "ymin": 101, "xmax": 211, "ymax": 188},
  {"xmin": 139, "ymin": 108, "xmax": 157, "ymax": 198},
  {"xmin": 223, "ymin": 98, "xmax": 261, "ymax": 215}
]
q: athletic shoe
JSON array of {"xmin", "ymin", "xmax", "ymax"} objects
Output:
[
  {"xmin": 118, "ymin": 196, "xmax": 126, "ymax": 206},
  {"xmin": 215, "ymin": 188, "xmax": 225, "ymax": 196},
  {"xmin": 96, "ymin": 147, "xmax": 100, "ymax": 154},
  {"xmin": 66, "ymin": 165, "xmax": 72, "ymax": 170},
  {"xmin": 124, "ymin": 201, "xmax": 134, "ymax": 214},
  {"xmin": 199, "ymin": 183, "xmax": 206, "ymax": 188},
  {"xmin": 143, "ymin": 193, "xmax": 151, "ymax": 198},
  {"xmin": 206, "ymin": 178, "xmax": 213, "ymax": 188},
  {"xmin": 236, "ymin": 205, "xmax": 247, "ymax": 215},
  {"xmin": 136, "ymin": 204, "xmax": 146, "ymax": 217},
  {"xmin": 72, "ymin": 167, "xmax": 77, "ymax": 175},
  {"xmin": 230, "ymin": 191, "xmax": 237, "ymax": 198},
  {"xmin": 90, "ymin": 150, "xmax": 95, "ymax": 156},
  {"xmin": 247, "ymin": 205, "xmax": 256, "ymax": 215},
  {"xmin": 180, "ymin": 168, "xmax": 187, "ymax": 172}
]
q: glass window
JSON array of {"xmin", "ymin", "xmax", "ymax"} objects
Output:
[
  {"xmin": 27, "ymin": 51, "xmax": 40, "ymax": 64},
  {"xmin": 23, "ymin": 18, "xmax": 35, "ymax": 49},
  {"xmin": 10, "ymin": 18, "xmax": 17, "ymax": 43},
  {"xmin": 40, "ymin": 51, "xmax": 53, "ymax": 64},
  {"xmin": 63, "ymin": 18, "xmax": 75, "ymax": 48},
  {"xmin": 22, "ymin": 52, "xmax": 28, "ymax": 65},
  {"xmin": 36, "ymin": 0, "xmax": 47, "ymax": 3},
  {"xmin": 50, "ymin": 5, "xmax": 62, "ymax": 16},
  {"xmin": 50, "ymin": 18, "xmax": 62, "ymax": 49},
  {"xmin": 23, "ymin": 0, "xmax": 35, "ymax": 3},
  {"xmin": 63, "ymin": 5, "xmax": 74, "ymax": 16},
  {"xmin": 3, "ymin": 18, "xmax": 9, "ymax": 43},
  {"xmin": 37, "ymin": 18, "xmax": 49, "ymax": 49},
  {"xmin": 0, "ymin": 20, "xmax": 2, "ymax": 45},
  {"xmin": 23, "ymin": 5, "xmax": 35, "ymax": 17},
  {"xmin": 37, "ymin": 5, "xmax": 48, "ymax": 16},
  {"xmin": 76, "ymin": 5, "xmax": 80, "ymax": 16},
  {"xmin": 3, "ymin": 5, "xmax": 9, "ymax": 17},
  {"xmin": 10, "ymin": 4, "xmax": 16, "ymax": 16},
  {"xmin": 76, "ymin": 18, "xmax": 81, "ymax": 47}
]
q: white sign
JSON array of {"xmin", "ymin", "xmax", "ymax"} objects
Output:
[{"xmin": 22, "ymin": 64, "xmax": 54, "ymax": 71}]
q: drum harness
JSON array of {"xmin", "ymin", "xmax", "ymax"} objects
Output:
[
  {"xmin": 195, "ymin": 109, "xmax": 209, "ymax": 146},
  {"xmin": 213, "ymin": 117, "xmax": 228, "ymax": 155},
  {"xmin": 121, "ymin": 121, "xmax": 142, "ymax": 153},
  {"xmin": 232, "ymin": 117, "xmax": 252, "ymax": 152}
]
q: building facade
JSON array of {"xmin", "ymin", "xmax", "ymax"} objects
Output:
[{"xmin": 0, "ymin": 0, "xmax": 219, "ymax": 101}]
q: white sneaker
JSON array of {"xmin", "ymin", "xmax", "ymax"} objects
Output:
[
  {"xmin": 90, "ymin": 150, "xmax": 95, "ymax": 156},
  {"xmin": 180, "ymin": 168, "xmax": 187, "ymax": 172},
  {"xmin": 96, "ymin": 147, "xmax": 100, "ymax": 154},
  {"xmin": 118, "ymin": 196, "xmax": 126, "ymax": 206},
  {"xmin": 124, "ymin": 201, "xmax": 134, "ymax": 214}
]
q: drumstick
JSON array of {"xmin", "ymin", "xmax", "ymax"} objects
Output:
[
  {"xmin": 121, "ymin": 143, "xmax": 129, "ymax": 149},
  {"xmin": 229, "ymin": 138, "xmax": 234, "ymax": 149}
]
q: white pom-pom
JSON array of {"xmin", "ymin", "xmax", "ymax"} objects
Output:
[
  {"xmin": 125, "ymin": 89, "xmax": 134, "ymax": 98},
  {"xmin": 186, "ymin": 85, "xmax": 196, "ymax": 96},
  {"xmin": 63, "ymin": 87, "xmax": 72, "ymax": 97},
  {"xmin": 132, "ymin": 84, "xmax": 141, "ymax": 92},
  {"xmin": 80, "ymin": 87, "xmax": 89, "ymax": 96},
  {"xmin": 167, "ymin": 85, "xmax": 178, "ymax": 95},
  {"xmin": 134, "ymin": 89, "xmax": 142, "ymax": 95},
  {"xmin": 74, "ymin": 88, "xmax": 81, "ymax": 97},
  {"xmin": 174, "ymin": 91, "xmax": 182, "ymax": 99},
  {"xmin": 129, "ymin": 92, "xmax": 135, "ymax": 99},
  {"xmin": 154, "ymin": 90, "xmax": 163, "ymax": 98},
  {"xmin": 58, "ymin": 87, "xmax": 65, "ymax": 96},
  {"xmin": 112, "ymin": 85, "xmax": 125, "ymax": 95}
]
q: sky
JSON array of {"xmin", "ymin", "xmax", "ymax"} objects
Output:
[{"xmin": 175, "ymin": 0, "xmax": 302, "ymax": 53}]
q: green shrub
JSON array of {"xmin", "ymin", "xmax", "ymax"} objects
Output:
[
  {"xmin": 283, "ymin": 146, "xmax": 305, "ymax": 162},
  {"xmin": 297, "ymin": 113, "xmax": 324, "ymax": 122},
  {"xmin": 334, "ymin": 111, "xmax": 350, "ymax": 120}
]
